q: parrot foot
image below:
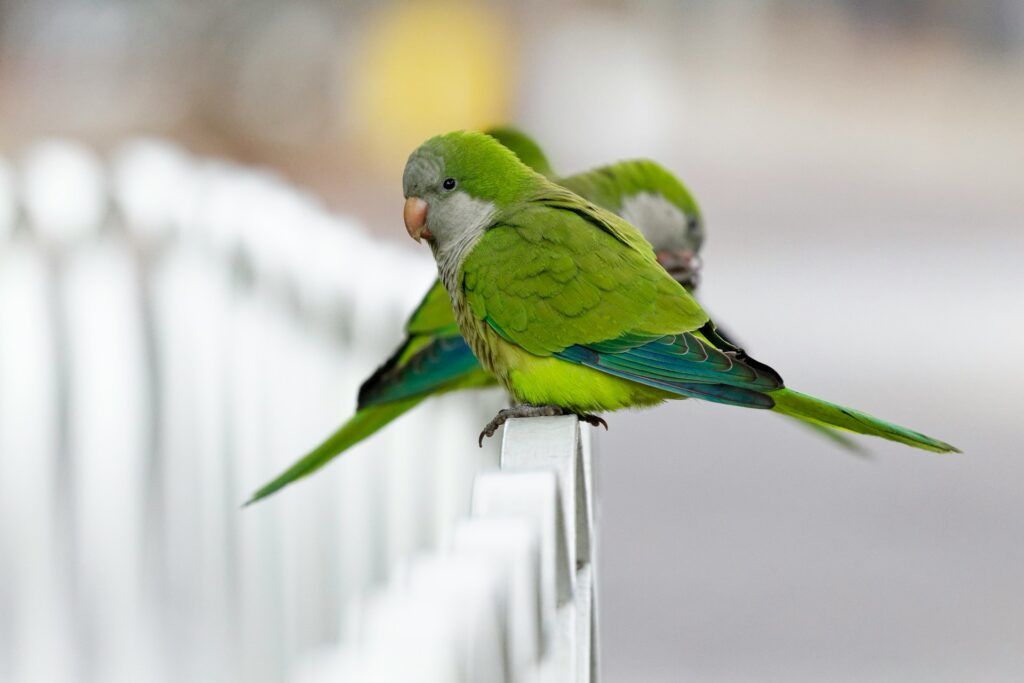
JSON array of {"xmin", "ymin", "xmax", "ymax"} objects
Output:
[
  {"xmin": 656, "ymin": 249, "xmax": 702, "ymax": 291},
  {"xmin": 478, "ymin": 405, "xmax": 608, "ymax": 446},
  {"xmin": 479, "ymin": 405, "xmax": 565, "ymax": 446},
  {"xmin": 576, "ymin": 413, "xmax": 608, "ymax": 431}
]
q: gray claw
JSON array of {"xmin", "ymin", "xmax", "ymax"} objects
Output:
[{"xmin": 478, "ymin": 405, "xmax": 608, "ymax": 446}]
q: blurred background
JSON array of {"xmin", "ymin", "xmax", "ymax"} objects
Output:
[{"xmin": 1, "ymin": 0, "xmax": 1023, "ymax": 681}]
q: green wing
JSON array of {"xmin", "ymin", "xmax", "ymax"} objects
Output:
[
  {"xmin": 357, "ymin": 333, "xmax": 491, "ymax": 408},
  {"xmin": 357, "ymin": 280, "xmax": 479, "ymax": 407},
  {"xmin": 406, "ymin": 279, "xmax": 460, "ymax": 336},
  {"xmin": 464, "ymin": 191, "xmax": 709, "ymax": 356}
]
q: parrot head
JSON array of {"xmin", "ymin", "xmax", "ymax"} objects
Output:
[{"xmin": 403, "ymin": 131, "xmax": 539, "ymax": 253}]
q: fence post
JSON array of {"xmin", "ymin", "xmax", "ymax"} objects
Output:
[{"xmin": 498, "ymin": 416, "xmax": 599, "ymax": 683}]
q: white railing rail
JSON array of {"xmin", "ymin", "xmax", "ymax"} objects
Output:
[{"xmin": 0, "ymin": 139, "xmax": 598, "ymax": 682}]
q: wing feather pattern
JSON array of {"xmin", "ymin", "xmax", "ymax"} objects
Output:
[{"xmin": 462, "ymin": 192, "xmax": 784, "ymax": 409}]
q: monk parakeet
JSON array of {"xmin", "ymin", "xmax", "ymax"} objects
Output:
[
  {"xmin": 246, "ymin": 128, "xmax": 709, "ymax": 504},
  {"xmin": 398, "ymin": 131, "xmax": 958, "ymax": 453}
]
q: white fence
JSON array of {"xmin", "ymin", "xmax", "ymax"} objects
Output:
[
  {"xmin": 317, "ymin": 417, "xmax": 598, "ymax": 683},
  {"xmin": 0, "ymin": 139, "xmax": 598, "ymax": 682}
]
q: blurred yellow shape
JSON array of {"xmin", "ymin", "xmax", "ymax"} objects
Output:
[{"xmin": 351, "ymin": 0, "xmax": 515, "ymax": 172}]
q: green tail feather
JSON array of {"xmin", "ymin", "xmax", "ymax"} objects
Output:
[
  {"xmin": 245, "ymin": 397, "xmax": 424, "ymax": 506},
  {"xmin": 770, "ymin": 388, "xmax": 959, "ymax": 454},
  {"xmin": 787, "ymin": 418, "xmax": 869, "ymax": 455}
]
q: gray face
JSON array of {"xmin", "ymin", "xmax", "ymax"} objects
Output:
[
  {"xmin": 403, "ymin": 151, "xmax": 497, "ymax": 259},
  {"xmin": 402, "ymin": 150, "xmax": 445, "ymax": 202}
]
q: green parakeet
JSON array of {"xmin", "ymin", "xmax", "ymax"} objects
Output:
[
  {"xmin": 399, "ymin": 131, "xmax": 958, "ymax": 453},
  {"xmin": 246, "ymin": 128, "xmax": 710, "ymax": 504}
]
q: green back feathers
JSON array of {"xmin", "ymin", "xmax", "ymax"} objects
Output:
[
  {"xmin": 484, "ymin": 126, "xmax": 556, "ymax": 179},
  {"xmin": 530, "ymin": 183, "xmax": 660, "ymax": 256}
]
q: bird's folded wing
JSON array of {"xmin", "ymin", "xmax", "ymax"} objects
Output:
[
  {"xmin": 568, "ymin": 332, "xmax": 782, "ymax": 390},
  {"xmin": 358, "ymin": 334, "xmax": 488, "ymax": 408},
  {"xmin": 462, "ymin": 200, "xmax": 708, "ymax": 357},
  {"xmin": 405, "ymin": 279, "xmax": 461, "ymax": 336}
]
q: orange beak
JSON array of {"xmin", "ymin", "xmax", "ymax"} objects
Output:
[{"xmin": 404, "ymin": 197, "xmax": 431, "ymax": 243}]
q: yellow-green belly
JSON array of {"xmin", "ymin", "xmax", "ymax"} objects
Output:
[
  {"xmin": 494, "ymin": 331, "xmax": 673, "ymax": 412},
  {"xmin": 453, "ymin": 290, "xmax": 673, "ymax": 413}
]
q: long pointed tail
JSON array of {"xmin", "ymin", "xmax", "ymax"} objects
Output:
[
  {"xmin": 245, "ymin": 397, "xmax": 424, "ymax": 505},
  {"xmin": 770, "ymin": 388, "xmax": 959, "ymax": 453},
  {"xmin": 790, "ymin": 419, "xmax": 869, "ymax": 455}
]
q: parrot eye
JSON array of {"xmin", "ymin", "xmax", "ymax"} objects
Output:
[{"xmin": 442, "ymin": 177, "xmax": 457, "ymax": 191}]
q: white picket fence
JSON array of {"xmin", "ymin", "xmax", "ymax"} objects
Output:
[{"xmin": 0, "ymin": 139, "xmax": 598, "ymax": 683}]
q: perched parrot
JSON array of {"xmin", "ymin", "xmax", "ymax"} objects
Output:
[
  {"xmin": 397, "ymin": 131, "xmax": 958, "ymax": 453},
  {"xmin": 247, "ymin": 128, "xmax": 709, "ymax": 504}
]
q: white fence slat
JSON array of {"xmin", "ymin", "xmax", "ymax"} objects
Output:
[
  {"xmin": 408, "ymin": 555, "xmax": 510, "ymax": 682},
  {"xmin": 579, "ymin": 428, "xmax": 600, "ymax": 683},
  {"xmin": 575, "ymin": 564, "xmax": 596, "ymax": 683},
  {"xmin": 471, "ymin": 469, "xmax": 563, "ymax": 657},
  {"xmin": 0, "ymin": 156, "xmax": 15, "ymax": 238},
  {"xmin": 359, "ymin": 590, "xmax": 462, "ymax": 683},
  {"xmin": 229, "ymin": 284, "xmax": 288, "ymax": 683},
  {"xmin": 500, "ymin": 416, "xmax": 581, "ymax": 604},
  {"xmin": 150, "ymin": 246, "xmax": 233, "ymax": 681},
  {"xmin": 453, "ymin": 517, "xmax": 543, "ymax": 682},
  {"xmin": 0, "ymin": 247, "xmax": 77, "ymax": 683},
  {"xmin": 290, "ymin": 648, "xmax": 363, "ymax": 683},
  {"xmin": 21, "ymin": 141, "xmax": 107, "ymax": 244},
  {"xmin": 430, "ymin": 392, "xmax": 504, "ymax": 545},
  {"xmin": 111, "ymin": 139, "xmax": 193, "ymax": 241},
  {"xmin": 271, "ymin": 318, "xmax": 346, "ymax": 659},
  {"xmin": 497, "ymin": 415, "xmax": 600, "ymax": 683},
  {"xmin": 63, "ymin": 240, "xmax": 158, "ymax": 683}
]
